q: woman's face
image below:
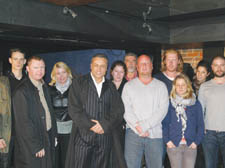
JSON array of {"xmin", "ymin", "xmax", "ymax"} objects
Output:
[
  {"xmin": 175, "ymin": 78, "xmax": 187, "ymax": 97},
  {"xmin": 55, "ymin": 67, "xmax": 69, "ymax": 85},
  {"xmin": 111, "ymin": 65, "xmax": 125, "ymax": 82},
  {"xmin": 196, "ymin": 66, "xmax": 209, "ymax": 83}
]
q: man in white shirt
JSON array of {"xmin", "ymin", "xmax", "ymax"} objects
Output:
[
  {"xmin": 66, "ymin": 54, "xmax": 125, "ymax": 168},
  {"xmin": 122, "ymin": 54, "xmax": 169, "ymax": 168}
]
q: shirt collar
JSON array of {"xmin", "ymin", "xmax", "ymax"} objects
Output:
[{"xmin": 90, "ymin": 73, "xmax": 105, "ymax": 86}]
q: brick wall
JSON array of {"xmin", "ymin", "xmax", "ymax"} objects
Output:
[{"xmin": 162, "ymin": 48, "xmax": 203, "ymax": 70}]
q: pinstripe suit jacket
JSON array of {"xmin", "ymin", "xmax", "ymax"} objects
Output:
[{"xmin": 66, "ymin": 73, "xmax": 126, "ymax": 167}]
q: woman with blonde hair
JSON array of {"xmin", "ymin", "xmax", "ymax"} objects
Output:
[
  {"xmin": 162, "ymin": 73, "xmax": 204, "ymax": 168},
  {"xmin": 49, "ymin": 62, "xmax": 73, "ymax": 168}
]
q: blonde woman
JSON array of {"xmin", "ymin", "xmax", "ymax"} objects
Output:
[
  {"xmin": 162, "ymin": 73, "xmax": 204, "ymax": 168},
  {"xmin": 49, "ymin": 62, "xmax": 73, "ymax": 168}
]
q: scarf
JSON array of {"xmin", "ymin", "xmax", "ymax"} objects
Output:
[
  {"xmin": 55, "ymin": 78, "xmax": 72, "ymax": 94},
  {"xmin": 171, "ymin": 94, "xmax": 196, "ymax": 137}
]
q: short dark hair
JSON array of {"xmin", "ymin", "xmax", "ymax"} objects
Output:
[
  {"xmin": 91, "ymin": 53, "xmax": 108, "ymax": 63},
  {"xmin": 196, "ymin": 60, "xmax": 210, "ymax": 73},
  {"xmin": 27, "ymin": 56, "xmax": 44, "ymax": 66},
  {"xmin": 110, "ymin": 60, "xmax": 127, "ymax": 80},
  {"xmin": 211, "ymin": 56, "xmax": 225, "ymax": 65},
  {"xmin": 9, "ymin": 48, "xmax": 26, "ymax": 58}
]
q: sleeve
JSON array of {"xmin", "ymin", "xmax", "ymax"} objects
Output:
[
  {"xmin": 122, "ymin": 83, "xmax": 139, "ymax": 130},
  {"xmin": 198, "ymin": 85, "xmax": 206, "ymax": 117},
  {"xmin": 68, "ymin": 78, "xmax": 95, "ymax": 131},
  {"xmin": 99, "ymin": 83, "xmax": 125, "ymax": 133},
  {"xmin": 162, "ymin": 103, "xmax": 171, "ymax": 144},
  {"xmin": 194, "ymin": 101, "xmax": 205, "ymax": 145},
  {"xmin": 0, "ymin": 76, "xmax": 10, "ymax": 140},
  {"xmin": 13, "ymin": 89, "xmax": 43, "ymax": 155},
  {"xmin": 139, "ymin": 84, "xmax": 169, "ymax": 132}
]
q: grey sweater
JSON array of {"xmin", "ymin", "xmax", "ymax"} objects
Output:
[
  {"xmin": 122, "ymin": 78, "xmax": 169, "ymax": 138},
  {"xmin": 199, "ymin": 79, "xmax": 225, "ymax": 131}
]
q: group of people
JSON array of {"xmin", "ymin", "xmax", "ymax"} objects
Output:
[{"xmin": 0, "ymin": 48, "xmax": 225, "ymax": 168}]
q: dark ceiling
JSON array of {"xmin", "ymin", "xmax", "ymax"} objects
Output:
[{"xmin": 0, "ymin": 0, "xmax": 225, "ymax": 56}]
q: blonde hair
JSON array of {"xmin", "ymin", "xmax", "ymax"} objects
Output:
[
  {"xmin": 161, "ymin": 49, "xmax": 183, "ymax": 72},
  {"xmin": 49, "ymin": 62, "xmax": 72, "ymax": 86},
  {"xmin": 170, "ymin": 73, "xmax": 194, "ymax": 99}
]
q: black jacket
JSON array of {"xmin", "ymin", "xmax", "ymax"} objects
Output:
[
  {"xmin": 49, "ymin": 86, "xmax": 71, "ymax": 122},
  {"xmin": 12, "ymin": 78, "xmax": 57, "ymax": 168},
  {"xmin": 65, "ymin": 74, "xmax": 127, "ymax": 168}
]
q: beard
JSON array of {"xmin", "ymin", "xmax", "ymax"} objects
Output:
[
  {"xmin": 214, "ymin": 71, "xmax": 225, "ymax": 78},
  {"xmin": 127, "ymin": 67, "xmax": 136, "ymax": 73}
]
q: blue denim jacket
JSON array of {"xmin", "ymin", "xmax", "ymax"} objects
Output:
[{"xmin": 162, "ymin": 100, "xmax": 204, "ymax": 147}]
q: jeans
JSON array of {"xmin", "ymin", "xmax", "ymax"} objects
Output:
[
  {"xmin": 124, "ymin": 128, "xmax": 164, "ymax": 168},
  {"xmin": 202, "ymin": 130, "xmax": 225, "ymax": 168},
  {"xmin": 167, "ymin": 144, "xmax": 197, "ymax": 168}
]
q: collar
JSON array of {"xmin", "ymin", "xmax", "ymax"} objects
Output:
[
  {"xmin": 29, "ymin": 77, "xmax": 44, "ymax": 89},
  {"xmin": 90, "ymin": 73, "xmax": 105, "ymax": 85}
]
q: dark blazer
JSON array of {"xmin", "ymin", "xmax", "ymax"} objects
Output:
[
  {"xmin": 162, "ymin": 100, "xmax": 204, "ymax": 147},
  {"xmin": 65, "ymin": 73, "xmax": 127, "ymax": 168},
  {"xmin": 12, "ymin": 78, "xmax": 57, "ymax": 168}
]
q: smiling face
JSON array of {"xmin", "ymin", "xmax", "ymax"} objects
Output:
[
  {"xmin": 196, "ymin": 66, "xmax": 209, "ymax": 83},
  {"xmin": 175, "ymin": 78, "xmax": 188, "ymax": 97},
  {"xmin": 165, "ymin": 53, "xmax": 179, "ymax": 72},
  {"xmin": 111, "ymin": 65, "xmax": 125, "ymax": 83},
  {"xmin": 90, "ymin": 57, "xmax": 108, "ymax": 83},
  {"xmin": 55, "ymin": 67, "xmax": 69, "ymax": 85},
  {"xmin": 27, "ymin": 59, "xmax": 45, "ymax": 81}
]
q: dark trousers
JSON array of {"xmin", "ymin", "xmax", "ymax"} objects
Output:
[
  {"xmin": 110, "ymin": 128, "xmax": 125, "ymax": 168},
  {"xmin": 55, "ymin": 134, "xmax": 70, "ymax": 168},
  {"xmin": 0, "ymin": 153, "xmax": 8, "ymax": 168},
  {"xmin": 73, "ymin": 136, "xmax": 111, "ymax": 168}
]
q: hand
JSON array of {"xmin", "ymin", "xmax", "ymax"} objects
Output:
[
  {"xmin": 135, "ymin": 123, "xmax": 142, "ymax": 135},
  {"xmin": 189, "ymin": 142, "xmax": 197, "ymax": 149},
  {"xmin": 167, "ymin": 141, "xmax": 176, "ymax": 148},
  {"xmin": 0, "ymin": 139, "xmax": 7, "ymax": 149},
  {"xmin": 35, "ymin": 149, "xmax": 45, "ymax": 158},
  {"xmin": 90, "ymin": 120, "xmax": 104, "ymax": 134},
  {"xmin": 140, "ymin": 131, "xmax": 149, "ymax": 137}
]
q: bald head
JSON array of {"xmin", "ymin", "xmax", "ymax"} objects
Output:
[{"xmin": 137, "ymin": 54, "xmax": 153, "ymax": 77}]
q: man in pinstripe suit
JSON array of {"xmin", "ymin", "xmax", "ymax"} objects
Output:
[{"xmin": 66, "ymin": 53, "xmax": 126, "ymax": 168}]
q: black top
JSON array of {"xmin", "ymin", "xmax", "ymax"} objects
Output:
[
  {"xmin": 49, "ymin": 85, "xmax": 71, "ymax": 122},
  {"xmin": 6, "ymin": 71, "xmax": 27, "ymax": 95},
  {"xmin": 116, "ymin": 78, "xmax": 127, "ymax": 96},
  {"xmin": 154, "ymin": 72, "xmax": 173, "ymax": 95}
]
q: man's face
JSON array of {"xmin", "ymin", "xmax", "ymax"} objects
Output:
[
  {"xmin": 26, "ymin": 60, "xmax": 45, "ymax": 81},
  {"xmin": 90, "ymin": 57, "xmax": 107, "ymax": 82},
  {"xmin": 124, "ymin": 56, "xmax": 137, "ymax": 73},
  {"xmin": 9, "ymin": 52, "xmax": 26, "ymax": 71},
  {"xmin": 137, "ymin": 55, "xmax": 153, "ymax": 77},
  {"xmin": 211, "ymin": 57, "xmax": 225, "ymax": 78},
  {"xmin": 165, "ymin": 53, "xmax": 179, "ymax": 72}
]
